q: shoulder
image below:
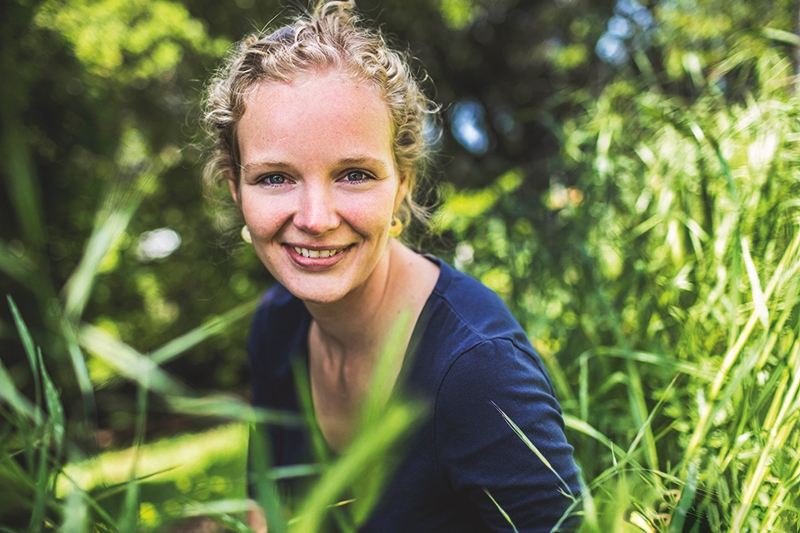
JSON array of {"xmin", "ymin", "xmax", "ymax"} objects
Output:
[{"xmin": 418, "ymin": 258, "xmax": 542, "ymax": 382}]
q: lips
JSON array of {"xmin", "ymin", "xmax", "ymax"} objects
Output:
[
  {"xmin": 292, "ymin": 246, "xmax": 345, "ymax": 258},
  {"xmin": 283, "ymin": 243, "xmax": 351, "ymax": 270}
]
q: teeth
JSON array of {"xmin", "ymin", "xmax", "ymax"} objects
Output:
[{"xmin": 293, "ymin": 246, "xmax": 343, "ymax": 259}]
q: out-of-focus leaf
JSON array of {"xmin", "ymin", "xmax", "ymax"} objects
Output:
[
  {"xmin": 492, "ymin": 402, "xmax": 575, "ymax": 500},
  {"xmin": 293, "ymin": 400, "xmax": 425, "ymax": 533},
  {"xmin": 166, "ymin": 395, "xmax": 303, "ymax": 426},
  {"xmin": 151, "ymin": 296, "xmax": 260, "ymax": 364},
  {"xmin": 0, "ymin": 114, "xmax": 46, "ymax": 251},
  {"xmin": 39, "ymin": 348, "xmax": 65, "ymax": 457},
  {"xmin": 0, "ymin": 240, "xmax": 43, "ymax": 290},
  {"xmin": 62, "ymin": 171, "xmax": 154, "ymax": 323},
  {"xmin": 0, "ymin": 356, "xmax": 39, "ymax": 421},
  {"xmin": 741, "ymin": 237, "xmax": 769, "ymax": 329},
  {"xmin": 7, "ymin": 295, "xmax": 41, "ymax": 413},
  {"xmin": 79, "ymin": 323, "xmax": 184, "ymax": 395},
  {"xmin": 669, "ymin": 461, "xmax": 698, "ymax": 533}
]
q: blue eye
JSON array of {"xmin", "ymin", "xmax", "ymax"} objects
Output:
[
  {"xmin": 344, "ymin": 171, "xmax": 369, "ymax": 182},
  {"xmin": 259, "ymin": 174, "xmax": 286, "ymax": 185}
]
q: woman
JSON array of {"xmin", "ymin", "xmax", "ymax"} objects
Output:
[{"xmin": 203, "ymin": 2, "xmax": 582, "ymax": 531}]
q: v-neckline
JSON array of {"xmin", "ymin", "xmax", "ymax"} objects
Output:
[{"xmin": 295, "ymin": 254, "xmax": 448, "ymax": 455}]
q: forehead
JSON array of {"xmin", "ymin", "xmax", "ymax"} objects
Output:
[{"xmin": 237, "ymin": 70, "xmax": 394, "ymax": 167}]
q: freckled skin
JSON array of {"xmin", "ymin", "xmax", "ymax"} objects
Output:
[{"xmin": 233, "ymin": 70, "xmax": 406, "ymax": 306}]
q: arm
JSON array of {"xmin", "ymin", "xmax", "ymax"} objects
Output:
[{"xmin": 434, "ymin": 339, "xmax": 582, "ymax": 532}]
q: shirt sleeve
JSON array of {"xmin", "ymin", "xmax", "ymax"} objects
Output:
[{"xmin": 433, "ymin": 338, "xmax": 582, "ymax": 532}]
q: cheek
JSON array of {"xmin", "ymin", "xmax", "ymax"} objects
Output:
[
  {"xmin": 340, "ymin": 194, "xmax": 394, "ymax": 230},
  {"xmin": 240, "ymin": 195, "xmax": 284, "ymax": 233}
]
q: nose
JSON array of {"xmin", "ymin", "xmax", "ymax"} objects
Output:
[{"xmin": 293, "ymin": 181, "xmax": 339, "ymax": 236}]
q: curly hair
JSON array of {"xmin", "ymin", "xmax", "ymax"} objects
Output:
[{"xmin": 202, "ymin": 0, "xmax": 438, "ymax": 226}]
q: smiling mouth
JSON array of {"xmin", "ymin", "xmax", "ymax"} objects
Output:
[{"xmin": 292, "ymin": 246, "xmax": 346, "ymax": 259}]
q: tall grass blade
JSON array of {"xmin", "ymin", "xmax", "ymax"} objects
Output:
[
  {"xmin": 62, "ymin": 168, "xmax": 157, "ymax": 323},
  {"xmin": 79, "ymin": 324, "xmax": 185, "ymax": 396},
  {"xmin": 151, "ymin": 296, "xmax": 260, "ymax": 364},
  {"xmin": 167, "ymin": 394, "xmax": 303, "ymax": 425},
  {"xmin": 292, "ymin": 401, "xmax": 424, "ymax": 533},
  {"xmin": 483, "ymin": 488, "xmax": 519, "ymax": 533},
  {"xmin": 38, "ymin": 348, "xmax": 65, "ymax": 458},
  {"xmin": 0, "ymin": 357, "xmax": 38, "ymax": 421},
  {"xmin": 7, "ymin": 296, "xmax": 41, "ymax": 416},
  {"xmin": 249, "ymin": 424, "xmax": 287, "ymax": 533},
  {"xmin": 119, "ymin": 385, "xmax": 147, "ymax": 533},
  {"xmin": 741, "ymin": 237, "xmax": 769, "ymax": 329},
  {"xmin": 562, "ymin": 415, "xmax": 627, "ymax": 460},
  {"xmin": 350, "ymin": 313, "xmax": 413, "ymax": 524},
  {"xmin": 492, "ymin": 402, "xmax": 575, "ymax": 500},
  {"xmin": 62, "ymin": 329, "xmax": 96, "ymax": 423},
  {"xmin": 0, "ymin": 115, "xmax": 46, "ymax": 251},
  {"xmin": 0, "ymin": 240, "xmax": 39, "ymax": 290},
  {"xmin": 668, "ymin": 461, "xmax": 698, "ymax": 533}
]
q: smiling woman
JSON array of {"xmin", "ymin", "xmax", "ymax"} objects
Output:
[{"xmin": 202, "ymin": 1, "xmax": 582, "ymax": 532}]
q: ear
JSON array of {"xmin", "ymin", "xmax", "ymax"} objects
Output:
[
  {"xmin": 394, "ymin": 173, "xmax": 409, "ymax": 213},
  {"xmin": 225, "ymin": 170, "xmax": 240, "ymax": 206}
]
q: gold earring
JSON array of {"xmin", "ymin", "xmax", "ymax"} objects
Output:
[
  {"xmin": 241, "ymin": 225, "xmax": 252, "ymax": 244},
  {"xmin": 389, "ymin": 216, "xmax": 404, "ymax": 237}
]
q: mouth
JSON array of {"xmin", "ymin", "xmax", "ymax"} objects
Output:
[{"xmin": 292, "ymin": 246, "xmax": 346, "ymax": 259}]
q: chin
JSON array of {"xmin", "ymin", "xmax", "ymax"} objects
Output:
[{"xmin": 281, "ymin": 278, "xmax": 353, "ymax": 305}]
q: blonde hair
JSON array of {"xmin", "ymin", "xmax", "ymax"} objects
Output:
[{"xmin": 202, "ymin": 0, "xmax": 438, "ymax": 226}]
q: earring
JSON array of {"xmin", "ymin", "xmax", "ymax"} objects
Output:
[
  {"xmin": 389, "ymin": 216, "xmax": 404, "ymax": 237},
  {"xmin": 241, "ymin": 225, "xmax": 252, "ymax": 244}
]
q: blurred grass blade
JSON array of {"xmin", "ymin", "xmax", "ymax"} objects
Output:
[
  {"xmin": 250, "ymin": 423, "xmax": 287, "ymax": 533},
  {"xmin": 563, "ymin": 415, "xmax": 627, "ymax": 459},
  {"xmin": 167, "ymin": 394, "xmax": 303, "ymax": 425},
  {"xmin": 293, "ymin": 400, "xmax": 425, "ymax": 533},
  {"xmin": 669, "ymin": 461, "xmax": 698, "ymax": 533},
  {"xmin": 483, "ymin": 489, "xmax": 519, "ymax": 533},
  {"xmin": 181, "ymin": 498, "xmax": 255, "ymax": 516},
  {"xmin": 492, "ymin": 402, "xmax": 575, "ymax": 500},
  {"xmin": 7, "ymin": 296, "xmax": 41, "ymax": 415},
  {"xmin": 151, "ymin": 296, "xmax": 260, "ymax": 364},
  {"xmin": 349, "ymin": 313, "xmax": 413, "ymax": 523},
  {"xmin": 741, "ymin": 237, "xmax": 769, "ymax": 329},
  {"xmin": 594, "ymin": 347, "xmax": 712, "ymax": 380},
  {"xmin": 63, "ymin": 328, "xmax": 97, "ymax": 422},
  {"xmin": 0, "ymin": 240, "xmax": 41, "ymax": 290},
  {"xmin": 0, "ymin": 113, "xmax": 46, "ymax": 251},
  {"xmin": 120, "ymin": 385, "xmax": 147, "ymax": 532},
  {"xmin": 0, "ymin": 356, "xmax": 39, "ymax": 421},
  {"xmin": 80, "ymin": 323, "xmax": 185, "ymax": 395},
  {"xmin": 62, "ymin": 168, "xmax": 157, "ymax": 323},
  {"xmin": 61, "ymin": 486, "xmax": 88, "ymax": 532},
  {"xmin": 39, "ymin": 348, "xmax": 65, "ymax": 457}
]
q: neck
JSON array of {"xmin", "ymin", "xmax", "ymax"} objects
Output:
[{"xmin": 304, "ymin": 240, "xmax": 403, "ymax": 361}]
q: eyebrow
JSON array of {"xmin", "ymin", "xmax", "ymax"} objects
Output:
[{"xmin": 241, "ymin": 156, "xmax": 393, "ymax": 176}]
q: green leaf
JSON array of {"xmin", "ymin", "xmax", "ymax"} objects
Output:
[
  {"xmin": 79, "ymin": 323, "xmax": 185, "ymax": 395},
  {"xmin": 483, "ymin": 488, "xmax": 519, "ymax": 533},
  {"xmin": 151, "ymin": 296, "xmax": 260, "ymax": 364},
  {"xmin": 669, "ymin": 461, "xmax": 699, "ymax": 533},
  {"xmin": 492, "ymin": 402, "xmax": 575, "ymax": 500},
  {"xmin": 39, "ymin": 348, "xmax": 65, "ymax": 458},
  {"xmin": 741, "ymin": 237, "xmax": 769, "ymax": 329},
  {"xmin": 7, "ymin": 295, "xmax": 41, "ymax": 414},
  {"xmin": 63, "ymin": 165, "xmax": 157, "ymax": 323}
]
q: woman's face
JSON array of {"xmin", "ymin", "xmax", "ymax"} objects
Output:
[{"xmin": 232, "ymin": 70, "xmax": 406, "ymax": 305}]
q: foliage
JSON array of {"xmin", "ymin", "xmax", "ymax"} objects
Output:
[
  {"xmin": 3, "ymin": 0, "xmax": 800, "ymax": 531},
  {"xmin": 438, "ymin": 2, "xmax": 800, "ymax": 530}
]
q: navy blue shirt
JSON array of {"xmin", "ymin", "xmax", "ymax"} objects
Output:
[{"xmin": 248, "ymin": 256, "xmax": 582, "ymax": 532}]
